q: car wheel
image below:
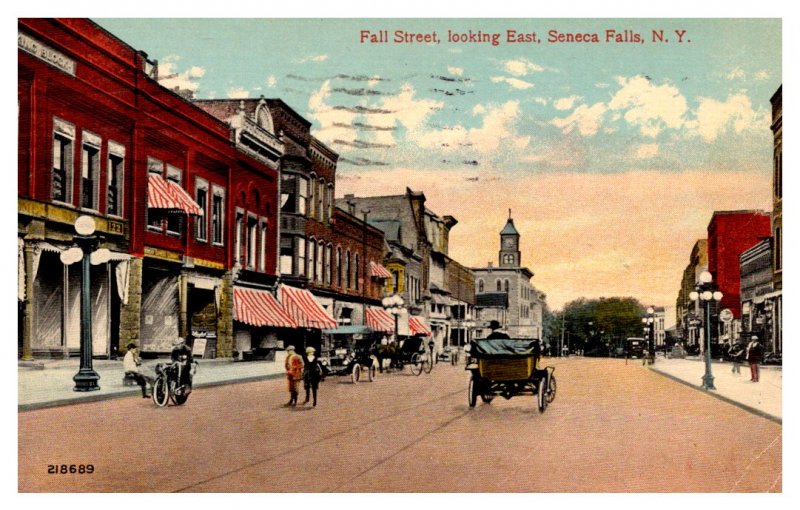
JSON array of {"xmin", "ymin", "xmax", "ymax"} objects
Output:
[
  {"xmin": 368, "ymin": 363, "xmax": 377, "ymax": 382},
  {"xmin": 351, "ymin": 363, "xmax": 361, "ymax": 384},
  {"xmin": 537, "ymin": 378, "xmax": 547, "ymax": 414},
  {"xmin": 468, "ymin": 375, "xmax": 478, "ymax": 407},
  {"xmin": 545, "ymin": 374, "xmax": 557, "ymax": 404}
]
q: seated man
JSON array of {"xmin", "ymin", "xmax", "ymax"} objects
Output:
[{"xmin": 123, "ymin": 342, "xmax": 153, "ymax": 398}]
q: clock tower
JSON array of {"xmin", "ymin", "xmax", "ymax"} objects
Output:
[{"xmin": 499, "ymin": 209, "xmax": 520, "ymax": 268}]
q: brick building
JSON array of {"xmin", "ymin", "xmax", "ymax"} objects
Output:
[
  {"xmin": 18, "ymin": 19, "xmax": 280, "ymax": 360},
  {"xmin": 769, "ymin": 85, "xmax": 782, "ymax": 353}
]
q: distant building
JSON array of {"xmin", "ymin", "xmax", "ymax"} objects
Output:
[
  {"xmin": 472, "ymin": 213, "xmax": 545, "ymax": 340},
  {"xmin": 770, "ymin": 85, "xmax": 783, "ymax": 353},
  {"xmin": 676, "ymin": 239, "xmax": 707, "ymax": 347}
]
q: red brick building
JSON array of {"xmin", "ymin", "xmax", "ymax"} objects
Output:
[
  {"xmin": 707, "ymin": 210, "xmax": 771, "ymax": 319},
  {"xmin": 18, "ymin": 19, "xmax": 279, "ymax": 359}
]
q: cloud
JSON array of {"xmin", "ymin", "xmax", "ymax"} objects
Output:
[
  {"xmin": 533, "ymin": 97, "xmax": 548, "ymax": 106},
  {"xmin": 502, "ymin": 58, "xmax": 544, "ymax": 76},
  {"xmin": 298, "ymin": 54, "xmax": 328, "ymax": 64},
  {"xmin": 266, "ymin": 75, "xmax": 277, "ymax": 88},
  {"xmin": 608, "ymin": 75, "xmax": 688, "ymax": 137},
  {"xmin": 307, "ymin": 80, "xmax": 361, "ymax": 143},
  {"xmin": 156, "ymin": 55, "xmax": 206, "ymax": 93},
  {"xmin": 635, "ymin": 143, "xmax": 659, "ymax": 159},
  {"xmin": 491, "ymin": 76, "xmax": 535, "ymax": 90},
  {"xmin": 754, "ymin": 70, "xmax": 770, "ymax": 81},
  {"xmin": 448, "ymin": 66, "xmax": 464, "ymax": 76},
  {"xmin": 693, "ymin": 93, "xmax": 768, "ymax": 142},
  {"xmin": 726, "ymin": 66, "xmax": 746, "ymax": 80},
  {"xmin": 554, "ymin": 95, "xmax": 581, "ymax": 111},
  {"xmin": 549, "ymin": 102, "xmax": 607, "ymax": 136},
  {"xmin": 226, "ymin": 87, "xmax": 249, "ymax": 99}
]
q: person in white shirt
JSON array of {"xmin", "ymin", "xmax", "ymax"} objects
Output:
[{"xmin": 123, "ymin": 342, "xmax": 152, "ymax": 398}]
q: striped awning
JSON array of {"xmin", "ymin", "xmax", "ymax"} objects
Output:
[
  {"xmin": 369, "ymin": 261, "xmax": 392, "ymax": 279},
  {"xmin": 366, "ymin": 306, "xmax": 395, "ymax": 333},
  {"xmin": 278, "ymin": 284, "xmax": 337, "ymax": 329},
  {"xmin": 233, "ymin": 287, "xmax": 297, "ymax": 328},
  {"xmin": 147, "ymin": 174, "xmax": 203, "ymax": 215},
  {"xmin": 409, "ymin": 316, "xmax": 432, "ymax": 337}
]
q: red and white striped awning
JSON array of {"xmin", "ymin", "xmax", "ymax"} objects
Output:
[
  {"xmin": 369, "ymin": 261, "xmax": 392, "ymax": 279},
  {"xmin": 233, "ymin": 287, "xmax": 297, "ymax": 328},
  {"xmin": 278, "ymin": 284, "xmax": 337, "ymax": 329},
  {"xmin": 409, "ymin": 316, "xmax": 432, "ymax": 337},
  {"xmin": 147, "ymin": 174, "xmax": 203, "ymax": 216},
  {"xmin": 365, "ymin": 306, "xmax": 395, "ymax": 333}
]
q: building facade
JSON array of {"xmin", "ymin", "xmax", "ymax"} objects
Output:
[
  {"xmin": 739, "ymin": 239, "xmax": 776, "ymax": 350},
  {"xmin": 676, "ymin": 239, "xmax": 707, "ymax": 347},
  {"xmin": 472, "ymin": 215, "xmax": 545, "ymax": 340},
  {"xmin": 769, "ymin": 85, "xmax": 783, "ymax": 353}
]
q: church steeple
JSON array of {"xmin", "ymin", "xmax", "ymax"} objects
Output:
[{"xmin": 499, "ymin": 209, "xmax": 520, "ymax": 267}]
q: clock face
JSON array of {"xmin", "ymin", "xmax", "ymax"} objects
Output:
[{"xmin": 503, "ymin": 237, "xmax": 515, "ymax": 248}]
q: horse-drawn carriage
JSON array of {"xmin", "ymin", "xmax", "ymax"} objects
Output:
[
  {"xmin": 375, "ymin": 336, "xmax": 432, "ymax": 375},
  {"xmin": 464, "ymin": 338, "xmax": 556, "ymax": 413}
]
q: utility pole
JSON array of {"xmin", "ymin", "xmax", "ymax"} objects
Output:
[{"xmin": 560, "ymin": 312, "xmax": 566, "ymax": 356}]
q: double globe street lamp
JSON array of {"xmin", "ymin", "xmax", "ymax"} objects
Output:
[
  {"xmin": 381, "ymin": 294, "xmax": 405, "ymax": 345},
  {"xmin": 642, "ymin": 306, "xmax": 655, "ymax": 364},
  {"xmin": 690, "ymin": 271, "xmax": 723, "ymax": 390},
  {"xmin": 60, "ymin": 215, "xmax": 111, "ymax": 391}
]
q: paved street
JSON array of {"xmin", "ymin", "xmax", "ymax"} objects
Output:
[{"xmin": 19, "ymin": 357, "xmax": 781, "ymax": 493}]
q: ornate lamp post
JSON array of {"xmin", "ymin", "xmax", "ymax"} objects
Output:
[
  {"xmin": 690, "ymin": 271, "xmax": 723, "ymax": 390},
  {"xmin": 60, "ymin": 215, "xmax": 111, "ymax": 391},
  {"xmin": 642, "ymin": 306, "xmax": 655, "ymax": 364},
  {"xmin": 382, "ymin": 294, "xmax": 405, "ymax": 345}
]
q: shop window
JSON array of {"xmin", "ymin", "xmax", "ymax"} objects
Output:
[
  {"xmin": 107, "ymin": 141, "xmax": 125, "ymax": 217},
  {"xmin": 194, "ymin": 178, "xmax": 208, "ymax": 242},
  {"xmin": 52, "ymin": 118, "xmax": 74, "ymax": 204}
]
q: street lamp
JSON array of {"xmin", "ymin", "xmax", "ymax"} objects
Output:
[
  {"xmin": 690, "ymin": 271, "xmax": 723, "ymax": 390},
  {"xmin": 60, "ymin": 215, "xmax": 110, "ymax": 391},
  {"xmin": 642, "ymin": 306, "xmax": 655, "ymax": 364},
  {"xmin": 382, "ymin": 294, "xmax": 405, "ymax": 345}
]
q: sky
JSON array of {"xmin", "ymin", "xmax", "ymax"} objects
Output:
[{"xmin": 91, "ymin": 16, "xmax": 782, "ymax": 316}]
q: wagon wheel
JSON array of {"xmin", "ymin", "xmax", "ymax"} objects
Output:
[
  {"xmin": 468, "ymin": 375, "xmax": 478, "ymax": 407},
  {"xmin": 537, "ymin": 378, "xmax": 548, "ymax": 413},
  {"xmin": 351, "ymin": 363, "xmax": 361, "ymax": 384},
  {"xmin": 545, "ymin": 374, "xmax": 557, "ymax": 404},
  {"xmin": 410, "ymin": 353, "xmax": 423, "ymax": 376},
  {"xmin": 424, "ymin": 352, "xmax": 434, "ymax": 374},
  {"xmin": 368, "ymin": 363, "xmax": 377, "ymax": 382}
]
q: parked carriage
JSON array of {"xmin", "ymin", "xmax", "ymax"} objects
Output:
[{"xmin": 464, "ymin": 338, "xmax": 556, "ymax": 413}]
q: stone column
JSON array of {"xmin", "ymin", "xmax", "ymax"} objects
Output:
[
  {"xmin": 215, "ymin": 271, "xmax": 234, "ymax": 358},
  {"xmin": 21, "ymin": 242, "xmax": 35, "ymax": 361},
  {"xmin": 118, "ymin": 257, "xmax": 143, "ymax": 349},
  {"xmin": 179, "ymin": 272, "xmax": 189, "ymax": 338}
]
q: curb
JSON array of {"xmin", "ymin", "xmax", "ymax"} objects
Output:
[
  {"xmin": 648, "ymin": 366, "xmax": 782, "ymax": 425},
  {"xmin": 18, "ymin": 372, "xmax": 284, "ymax": 412}
]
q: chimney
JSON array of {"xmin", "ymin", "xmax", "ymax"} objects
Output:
[
  {"xmin": 487, "ymin": 262, "xmax": 493, "ymax": 268},
  {"xmin": 361, "ymin": 208, "xmax": 370, "ymax": 223}
]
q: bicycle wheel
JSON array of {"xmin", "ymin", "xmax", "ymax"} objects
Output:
[
  {"xmin": 410, "ymin": 353, "xmax": 423, "ymax": 376},
  {"xmin": 152, "ymin": 376, "xmax": 169, "ymax": 407}
]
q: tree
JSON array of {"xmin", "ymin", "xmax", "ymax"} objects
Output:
[{"xmin": 558, "ymin": 297, "xmax": 646, "ymax": 355}]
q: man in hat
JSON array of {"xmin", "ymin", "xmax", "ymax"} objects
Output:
[
  {"xmin": 302, "ymin": 346, "xmax": 325, "ymax": 407},
  {"xmin": 123, "ymin": 342, "xmax": 152, "ymax": 398},
  {"xmin": 171, "ymin": 337, "xmax": 194, "ymax": 388},
  {"xmin": 486, "ymin": 320, "xmax": 510, "ymax": 339},
  {"xmin": 284, "ymin": 345, "xmax": 304, "ymax": 406},
  {"xmin": 746, "ymin": 334, "xmax": 764, "ymax": 382}
]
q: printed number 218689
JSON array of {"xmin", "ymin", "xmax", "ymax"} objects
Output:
[{"xmin": 48, "ymin": 464, "xmax": 94, "ymax": 474}]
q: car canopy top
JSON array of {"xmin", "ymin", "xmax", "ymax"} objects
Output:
[{"xmin": 470, "ymin": 338, "xmax": 541, "ymax": 358}]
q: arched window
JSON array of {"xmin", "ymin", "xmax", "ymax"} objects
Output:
[
  {"xmin": 308, "ymin": 172, "xmax": 317, "ymax": 219},
  {"xmin": 346, "ymin": 251, "xmax": 352, "ymax": 289},
  {"xmin": 336, "ymin": 246, "xmax": 343, "ymax": 287},
  {"xmin": 496, "ymin": 279, "xmax": 502, "ymax": 292},
  {"xmin": 354, "ymin": 253, "xmax": 360, "ymax": 291},
  {"xmin": 326, "ymin": 244, "xmax": 333, "ymax": 285},
  {"xmin": 478, "ymin": 279, "xmax": 484, "ymax": 293},
  {"xmin": 307, "ymin": 237, "xmax": 315, "ymax": 281},
  {"xmin": 504, "ymin": 279, "xmax": 510, "ymax": 293},
  {"xmin": 317, "ymin": 179, "xmax": 325, "ymax": 221},
  {"xmin": 317, "ymin": 240, "xmax": 324, "ymax": 283}
]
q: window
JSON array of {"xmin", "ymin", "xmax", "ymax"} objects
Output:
[
  {"xmin": 393, "ymin": 270, "xmax": 400, "ymax": 293},
  {"xmin": 317, "ymin": 179, "xmax": 325, "ymax": 221},
  {"xmin": 327, "ymin": 184, "xmax": 334, "ymax": 222},
  {"xmin": 326, "ymin": 244, "xmax": 332, "ymax": 285},
  {"xmin": 336, "ymin": 247, "xmax": 342, "ymax": 287},
  {"xmin": 504, "ymin": 280, "xmax": 510, "ymax": 293},
  {"xmin": 194, "ymin": 178, "xmax": 208, "ymax": 241},
  {"xmin": 234, "ymin": 211, "xmax": 244, "ymax": 267},
  {"xmin": 147, "ymin": 158, "xmax": 165, "ymax": 231},
  {"xmin": 478, "ymin": 279, "xmax": 484, "ymax": 293},
  {"xmin": 52, "ymin": 118, "xmax": 74, "ymax": 204},
  {"xmin": 281, "ymin": 237, "xmax": 295, "ymax": 275},
  {"xmin": 297, "ymin": 238, "xmax": 306, "ymax": 276},
  {"xmin": 316, "ymin": 241, "xmax": 324, "ymax": 283},
  {"xmin": 259, "ymin": 219, "xmax": 268, "ymax": 272},
  {"xmin": 354, "ymin": 253, "xmax": 360, "ymax": 291},
  {"xmin": 80, "ymin": 132, "xmax": 101, "ymax": 210},
  {"xmin": 166, "ymin": 166, "xmax": 183, "ymax": 235},
  {"xmin": 211, "ymin": 185, "xmax": 225, "ymax": 245},
  {"xmin": 247, "ymin": 214, "xmax": 258, "ymax": 270},
  {"xmin": 345, "ymin": 251, "xmax": 351, "ymax": 289},
  {"xmin": 298, "ymin": 177, "xmax": 308, "ymax": 215},
  {"xmin": 106, "ymin": 142, "xmax": 125, "ymax": 216},
  {"xmin": 496, "ymin": 279, "xmax": 502, "ymax": 292},
  {"xmin": 281, "ymin": 174, "xmax": 296, "ymax": 213},
  {"xmin": 308, "ymin": 173, "xmax": 317, "ymax": 218},
  {"xmin": 775, "ymin": 227, "xmax": 782, "ymax": 271},
  {"xmin": 307, "ymin": 238, "xmax": 316, "ymax": 281}
]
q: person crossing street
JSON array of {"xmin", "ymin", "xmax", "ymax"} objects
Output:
[{"xmin": 284, "ymin": 345, "xmax": 304, "ymax": 406}]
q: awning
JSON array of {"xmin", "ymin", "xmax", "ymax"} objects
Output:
[
  {"xmin": 430, "ymin": 293, "xmax": 452, "ymax": 305},
  {"xmin": 369, "ymin": 261, "xmax": 392, "ymax": 279},
  {"xmin": 322, "ymin": 325, "xmax": 373, "ymax": 335},
  {"xmin": 409, "ymin": 316, "xmax": 432, "ymax": 337},
  {"xmin": 147, "ymin": 174, "xmax": 203, "ymax": 215},
  {"xmin": 233, "ymin": 287, "xmax": 297, "ymax": 328},
  {"xmin": 366, "ymin": 306, "xmax": 395, "ymax": 333},
  {"xmin": 278, "ymin": 284, "xmax": 337, "ymax": 329}
]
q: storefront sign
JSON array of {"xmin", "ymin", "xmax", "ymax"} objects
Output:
[{"xmin": 18, "ymin": 32, "xmax": 76, "ymax": 76}]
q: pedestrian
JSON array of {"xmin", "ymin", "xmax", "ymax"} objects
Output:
[
  {"xmin": 746, "ymin": 335, "xmax": 764, "ymax": 382},
  {"xmin": 728, "ymin": 342, "xmax": 744, "ymax": 375},
  {"xmin": 284, "ymin": 345, "xmax": 304, "ymax": 406},
  {"xmin": 123, "ymin": 342, "xmax": 152, "ymax": 398},
  {"xmin": 302, "ymin": 346, "xmax": 325, "ymax": 407}
]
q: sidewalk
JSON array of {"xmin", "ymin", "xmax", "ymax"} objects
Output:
[
  {"xmin": 648, "ymin": 357, "xmax": 782, "ymax": 423},
  {"xmin": 18, "ymin": 357, "xmax": 286, "ymax": 411}
]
